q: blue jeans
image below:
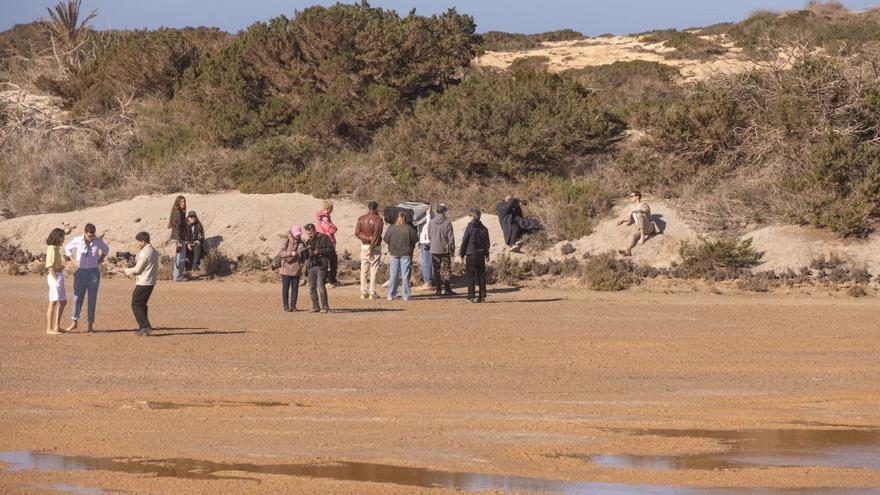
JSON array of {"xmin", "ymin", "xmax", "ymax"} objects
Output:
[
  {"xmin": 72, "ymin": 267, "xmax": 100, "ymax": 322},
  {"xmin": 388, "ymin": 256, "xmax": 412, "ymax": 300},
  {"xmin": 419, "ymin": 244, "xmax": 432, "ymax": 284},
  {"xmin": 172, "ymin": 242, "xmax": 186, "ymax": 281},
  {"xmin": 281, "ymin": 275, "xmax": 300, "ymax": 310}
]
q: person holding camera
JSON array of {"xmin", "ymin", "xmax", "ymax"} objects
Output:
[
  {"xmin": 497, "ymin": 195, "xmax": 527, "ymax": 247},
  {"xmin": 125, "ymin": 231, "xmax": 159, "ymax": 336},
  {"xmin": 184, "ymin": 211, "xmax": 205, "ymax": 273},
  {"xmin": 303, "ymin": 224, "xmax": 333, "ymax": 313}
]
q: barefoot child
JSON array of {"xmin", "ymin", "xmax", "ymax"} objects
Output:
[{"xmin": 45, "ymin": 228, "xmax": 67, "ymax": 335}]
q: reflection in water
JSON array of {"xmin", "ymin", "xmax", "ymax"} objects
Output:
[
  {"xmin": 589, "ymin": 428, "xmax": 880, "ymax": 471},
  {"xmin": 141, "ymin": 400, "xmax": 299, "ymax": 410},
  {"xmin": 2, "ymin": 451, "xmax": 879, "ymax": 495}
]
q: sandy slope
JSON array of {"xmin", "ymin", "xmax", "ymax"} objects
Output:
[
  {"xmin": 0, "ymin": 191, "xmax": 508, "ymax": 261},
  {"xmin": 2, "ymin": 191, "xmax": 879, "ymax": 274},
  {"xmin": 474, "ymin": 34, "xmax": 754, "ymax": 81}
]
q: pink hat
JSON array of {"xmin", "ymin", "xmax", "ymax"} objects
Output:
[{"xmin": 291, "ymin": 225, "xmax": 302, "ymax": 236}]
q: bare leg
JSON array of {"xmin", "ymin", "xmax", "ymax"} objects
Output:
[
  {"xmin": 54, "ymin": 300, "xmax": 67, "ymax": 332},
  {"xmin": 46, "ymin": 302, "xmax": 56, "ymax": 333}
]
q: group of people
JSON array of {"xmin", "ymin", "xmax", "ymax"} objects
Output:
[
  {"xmin": 44, "ymin": 224, "xmax": 157, "ymax": 336},
  {"xmin": 275, "ymin": 200, "xmax": 492, "ymax": 313},
  {"xmin": 41, "ymin": 192, "xmax": 658, "ymax": 333}
]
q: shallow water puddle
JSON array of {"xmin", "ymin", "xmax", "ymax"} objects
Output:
[
  {"xmin": 138, "ymin": 400, "xmax": 303, "ymax": 410},
  {"xmin": 2, "ymin": 451, "xmax": 879, "ymax": 494},
  {"xmin": 588, "ymin": 428, "xmax": 880, "ymax": 470}
]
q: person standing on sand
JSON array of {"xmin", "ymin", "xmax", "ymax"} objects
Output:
[
  {"xmin": 45, "ymin": 228, "xmax": 67, "ymax": 335},
  {"xmin": 167, "ymin": 195, "xmax": 188, "ymax": 282},
  {"xmin": 184, "ymin": 211, "xmax": 205, "ymax": 273},
  {"xmin": 278, "ymin": 225, "xmax": 307, "ymax": 312},
  {"xmin": 64, "ymin": 223, "xmax": 109, "ymax": 334},
  {"xmin": 316, "ymin": 200, "xmax": 339, "ymax": 288},
  {"xmin": 617, "ymin": 190, "xmax": 658, "ymax": 257},
  {"xmin": 417, "ymin": 204, "xmax": 433, "ymax": 291},
  {"xmin": 125, "ymin": 231, "xmax": 159, "ymax": 337},
  {"xmin": 496, "ymin": 195, "xmax": 525, "ymax": 247},
  {"xmin": 304, "ymin": 224, "xmax": 333, "ymax": 313},
  {"xmin": 355, "ymin": 201, "xmax": 384, "ymax": 300},
  {"xmin": 383, "ymin": 212, "xmax": 419, "ymax": 301},
  {"xmin": 459, "ymin": 209, "xmax": 490, "ymax": 303},
  {"xmin": 428, "ymin": 203, "xmax": 456, "ymax": 297}
]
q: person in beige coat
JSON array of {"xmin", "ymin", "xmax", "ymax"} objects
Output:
[
  {"xmin": 617, "ymin": 191, "xmax": 659, "ymax": 257},
  {"xmin": 125, "ymin": 231, "xmax": 159, "ymax": 336}
]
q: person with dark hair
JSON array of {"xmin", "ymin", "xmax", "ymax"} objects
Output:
[
  {"xmin": 304, "ymin": 224, "xmax": 333, "ymax": 313},
  {"xmin": 316, "ymin": 200, "xmax": 339, "ymax": 288},
  {"xmin": 428, "ymin": 203, "xmax": 456, "ymax": 296},
  {"xmin": 167, "ymin": 195, "xmax": 187, "ymax": 282},
  {"xmin": 459, "ymin": 209, "xmax": 490, "ymax": 303},
  {"xmin": 416, "ymin": 204, "xmax": 434, "ymax": 291},
  {"xmin": 617, "ymin": 190, "xmax": 658, "ymax": 257},
  {"xmin": 125, "ymin": 231, "xmax": 158, "ymax": 336},
  {"xmin": 64, "ymin": 223, "xmax": 109, "ymax": 333},
  {"xmin": 383, "ymin": 212, "xmax": 419, "ymax": 301},
  {"xmin": 496, "ymin": 195, "xmax": 525, "ymax": 247},
  {"xmin": 184, "ymin": 211, "xmax": 205, "ymax": 273},
  {"xmin": 354, "ymin": 201, "xmax": 384, "ymax": 300},
  {"xmin": 45, "ymin": 228, "xmax": 67, "ymax": 335},
  {"xmin": 278, "ymin": 224, "xmax": 306, "ymax": 312}
]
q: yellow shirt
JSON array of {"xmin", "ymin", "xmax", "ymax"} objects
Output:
[{"xmin": 45, "ymin": 246, "xmax": 63, "ymax": 272}]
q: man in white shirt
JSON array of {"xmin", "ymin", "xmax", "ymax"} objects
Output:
[
  {"xmin": 64, "ymin": 223, "xmax": 110, "ymax": 333},
  {"xmin": 417, "ymin": 205, "xmax": 433, "ymax": 291}
]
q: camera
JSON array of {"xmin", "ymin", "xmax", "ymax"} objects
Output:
[{"xmin": 116, "ymin": 251, "xmax": 135, "ymax": 267}]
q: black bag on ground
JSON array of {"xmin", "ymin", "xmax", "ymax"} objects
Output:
[{"xmin": 384, "ymin": 206, "xmax": 414, "ymax": 225}]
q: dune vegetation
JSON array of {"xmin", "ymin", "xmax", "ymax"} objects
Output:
[{"xmin": 1, "ymin": 0, "xmax": 879, "ymax": 239}]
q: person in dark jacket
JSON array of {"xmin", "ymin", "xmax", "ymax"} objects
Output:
[
  {"xmin": 496, "ymin": 195, "xmax": 525, "ymax": 247},
  {"xmin": 459, "ymin": 209, "xmax": 490, "ymax": 303},
  {"xmin": 303, "ymin": 224, "xmax": 333, "ymax": 313},
  {"xmin": 167, "ymin": 195, "xmax": 188, "ymax": 281},
  {"xmin": 184, "ymin": 211, "xmax": 206, "ymax": 272},
  {"xmin": 383, "ymin": 212, "xmax": 420, "ymax": 301}
]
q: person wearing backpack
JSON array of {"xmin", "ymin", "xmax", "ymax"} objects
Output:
[
  {"xmin": 459, "ymin": 209, "xmax": 490, "ymax": 303},
  {"xmin": 277, "ymin": 225, "xmax": 307, "ymax": 312}
]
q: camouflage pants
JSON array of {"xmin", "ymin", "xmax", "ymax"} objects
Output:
[{"xmin": 431, "ymin": 254, "xmax": 452, "ymax": 289}]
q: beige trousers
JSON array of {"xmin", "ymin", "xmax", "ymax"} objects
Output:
[{"xmin": 360, "ymin": 244, "xmax": 382, "ymax": 293}]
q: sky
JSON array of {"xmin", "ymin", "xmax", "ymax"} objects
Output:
[{"xmin": 1, "ymin": 0, "xmax": 878, "ymax": 35}]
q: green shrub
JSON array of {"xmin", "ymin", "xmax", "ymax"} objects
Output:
[
  {"xmin": 182, "ymin": 4, "xmax": 479, "ymax": 147},
  {"xmin": 582, "ymin": 252, "xmax": 637, "ymax": 291},
  {"xmin": 487, "ymin": 254, "xmax": 523, "ymax": 286},
  {"xmin": 372, "ymin": 68, "xmax": 624, "ymax": 181},
  {"xmin": 481, "ymin": 29, "xmax": 583, "ymax": 51},
  {"xmin": 231, "ymin": 135, "xmax": 318, "ymax": 193},
  {"xmin": 674, "ymin": 238, "xmax": 763, "ymax": 280}
]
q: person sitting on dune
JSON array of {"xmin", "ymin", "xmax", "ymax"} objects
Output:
[{"xmin": 617, "ymin": 190, "xmax": 658, "ymax": 257}]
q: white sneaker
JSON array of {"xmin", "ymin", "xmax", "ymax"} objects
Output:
[
  {"xmin": 387, "ymin": 295, "xmax": 395, "ymax": 301},
  {"xmin": 360, "ymin": 291, "xmax": 368, "ymax": 300},
  {"xmin": 369, "ymin": 292, "xmax": 380, "ymax": 300}
]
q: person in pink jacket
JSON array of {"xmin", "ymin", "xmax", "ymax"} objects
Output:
[{"xmin": 316, "ymin": 200, "xmax": 339, "ymax": 287}]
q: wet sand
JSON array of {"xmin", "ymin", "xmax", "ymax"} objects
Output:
[{"xmin": 1, "ymin": 277, "xmax": 879, "ymax": 494}]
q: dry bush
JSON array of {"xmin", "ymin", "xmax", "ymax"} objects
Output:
[
  {"xmin": 672, "ymin": 238, "xmax": 763, "ymax": 280},
  {"xmin": 582, "ymin": 251, "xmax": 637, "ymax": 291},
  {"xmin": 487, "ymin": 254, "xmax": 524, "ymax": 286}
]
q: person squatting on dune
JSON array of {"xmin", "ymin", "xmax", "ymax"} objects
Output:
[
  {"xmin": 355, "ymin": 201, "xmax": 385, "ymax": 300},
  {"xmin": 64, "ymin": 223, "xmax": 109, "ymax": 333},
  {"xmin": 383, "ymin": 212, "xmax": 420, "ymax": 301},
  {"xmin": 277, "ymin": 225, "xmax": 307, "ymax": 312},
  {"xmin": 304, "ymin": 224, "xmax": 333, "ymax": 313},
  {"xmin": 428, "ymin": 203, "xmax": 456, "ymax": 297},
  {"xmin": 184, "ymin": 211, "xmax": 205, "ymax": 273},
  {"xmin": 167, "ymin": 195, "xmax": 188, "ymax": 282},
  {"xmin": 125, "ymin": 231, "xmax": 159, "ymax": 337},
  {"xmin": 496, "ymin": 195, "xmax": 525, "ymax": 248},
  {"xmin": 316, "ymin": 200, "xmax": 339, "ymax": 288},
  {"xmin": 617, "ymin": 190, "xmax": 660, "ymax": 257},
  {"xmin": 460, "ymin": 209, "xmax": 491, "ymax": 303},
  {"xmin": 45, "ymin": 228, "xmax": 67, "ymax": 335}
]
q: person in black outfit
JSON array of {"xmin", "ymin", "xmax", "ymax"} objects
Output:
[
  {"xmin": 303, "ymin": 223, "xmax": 333, "ymax": 313},
  {"xmin": 184, "ymin": 210, "xmax": 205, "ymax": 272},
  {"xmin": 459, "ymin": 209, "xmax": 490, "ymax": 303},
  {"xmin": 496, "ymin": 195, "xmax": 525, "ymax": 247}
]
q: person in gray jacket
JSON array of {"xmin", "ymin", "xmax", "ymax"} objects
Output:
[
  {"xmin": 428, "ymin": 203, "xmax": 456, "ymax": 296},
  {"xmin": 125, "ymin": 231, "xmax": 159, "ymax": 336}
]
